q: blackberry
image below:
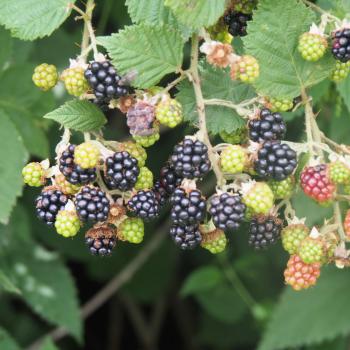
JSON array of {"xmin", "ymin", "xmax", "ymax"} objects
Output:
[
  {"xmin": 332, "ymin": 28, "xmax": 350, "ymax": 63},
  {"xmin": 160, "ymin": 163, "xmax": 183, "ymax": 194},
  {"xmin": 209, "ymin": 193, "xmax": 246, "ymax": 231},
  {"xmin": 153, "ymin": 180, "xmax": 169, "ymax": 207},
  {"xmin": 170, "ymin": 224, "xmax": 202, "ymax": 250},
  {"xmin": 85, "ymin": 224, "xmax": 117, "ymax": 256},
  {"xmin": 170, "ymin": 188, "xmax": 206, "ymax": 226},
  {"xmin": 254, "ymin": 141, "xmax": 297, "ymax": 181},
  {"xmin": 75, "ymin": 186, "xmax": 110, "ymax": 223},
  {"xmin": 248, "ymin": 215, "xmax": 283, "ymax": 249},
  {"xmin": 127, "ymin": 190, "xmax": 160, "ymax": 220},
  {"xmin": 170, "ymin": 138, "xmax": 211, "ymax": 179},
  {"xmin": 59, "ymin": 145, "xmax": 97, "ymax": 185},
  {"xmin": 126, "ymin": 101, "xmax": 156, "ymax": 136},
  {"xmin": 35, "ymin": 187, "xmax": 68, "ymax": 226},
  {"xmin": 249, "ymin": 109, "xmax": 286, "ymax": 142},
  {"xmin": 224, "ymin": 11, "xmax": 252, "ymax": 37},
  {"xmin": 84, "ymin": 61, "xmax": 129, "ymax": 102},
  {"xmin": 104, "ymin": 151, "xmax": 139, "ymax": 191}
]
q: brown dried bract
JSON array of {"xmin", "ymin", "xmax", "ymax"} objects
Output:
[{"xmin": 207, "ymin": 43, "xmax": 233, "ymax": 68}]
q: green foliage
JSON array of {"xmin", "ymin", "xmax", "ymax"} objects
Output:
[
  {"xmin": 0, "ymin": 27, "xmax": 12, "ymax": 72},
  {"xmin": 0, "ymin": 0, "xmax": 75, "ymax": 40},
  {"xmin": 177, "ymin": 63, "xmax": 255, "ymax": 134},
  {"xmin": 99, "ymin": 24, "xmax": 185, "ymax": 88},
  {"xmin": 243, "ymin": 0, "xmax": 334, "ymax": 98},
  {"xmin": 0, "ymin": 270, "xmax": 21, "ymax": 294},
  {"xmin": 39, "ymin": 337, "xmax": 59, "ymax": 350},
  {"xmin": 0, "ymin": 327, "xmax": 20, "ymax": 350},
  {"xmin": 337, "ymin": 77, "xmax": 350, "ymax": 114},
  {"xmin": 164, "ymin": 0, "xmax": 226, "ymax": 30},
  {"xmin": 0, "ymin": 113, "xmax": 28, "ymax": 224},
  {"xmin": 44, "ymin": 99, "xmax": 107, "ymax": 132},
  {"xmin": 258, "ymin": 268, "xmax": 350, "ymax": 350}
]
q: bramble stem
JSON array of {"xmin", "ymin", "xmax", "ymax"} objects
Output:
[{"xmin": 189, "ymin": 34, "xmax": 225, "ymax": 188}]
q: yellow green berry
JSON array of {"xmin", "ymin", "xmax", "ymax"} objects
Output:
[
  {"xmin": 230, "ymin": 55, "xmax": 259, "ymax": 83},
  {"xmin": 242, "ymin": 182, "xmax": 274, "ymax": 216},
  {"xmin": 22, "ymin": 162, "xmax": 46, "ymax": 187},
  {"xmin": 133, "ymin": 131, "xmax": 160, "ymax": 148},
  {"xmin": 135, "ymin": 167, "xmax": 154, "ymax": 190},
  {"xmin": 74, "ymin": 142, "xmax": 100, "ymax": 169},
  {"xmin": 118, "ymin": 217, "xmax": 144, "ymax": 244},
  {"xmin": 281, "ymin": 224, "xmax": 309, "ymax": 255},
  {"xmin": 298, "ymin": 32, "xmax": 327, "ymax": 62},
  {"xmin": 220, "ymin": 145, "xmax": 247, "ymax": 174},
  {"xmin": 122, "ymin": 142, "xmax": 147, "ymax": 167},
  {"xmin": 156, "ymin": 98, "xmax": 183, "ymax": 128},
  {"xmin": 61, "ymin": 67, "xmax": 89, "ymax": 97},
  {"xmin": 32, "ymin": 63, "xmax": 58, "ymax": 91},
  {"xmin": 268, "ymin": 177, "xmax": 294, "ymax": 199},
  {"xmin": 55, "ymin": 210, "xmax": 81, "ymax": 238}
]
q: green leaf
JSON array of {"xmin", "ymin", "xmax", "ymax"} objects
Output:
[
  {"xmin": 258, "ymin": 268, "xmax": 350, "ymax": 350},
  {"xmin": 39, "ymin": 337, "xmax": 59, "ymax": 350},
  {"xmin": 0, "ymin": 245, "xmax": 82, "ymax": 342},
  {"xmin": 0, "ymin": 112, "xmax": 28, "ymax": 224},
  {"xmin": 176, "ymin": 63, "xmax": 255, "ymax": 134},
  {"xmin": 0, "ymin": 0, "xmax": 75, "ymax": 40},
  {"xmin": 164, "ymin": 0, "xmax": 226, "ymax": 30},
  {"xmin": 0, "ymin": 327, "xmax": 20, "ymax": 350},
  {"xmin": 99, "ymin": 24, "xmax": 184, "ymax": 88},
  {"xmin": 44, "ymin": 100, "xmax": 107, "ymax": 132},
  {"xmin": 0, "ymin": 270, "xmax": 21, "ymax": 294},
  {"xmin": 337, "ymin": 76, "xmax": 350, "ymax": 114},
  {"xmin": 0, "ymin": 27, "xmax": 12, "ymax": 72},
  {"xmin": 181, "ymin": 265, "xmax": 224, "ymax": 297},
  {"xmin": 243, "ymin": 0, "xmax": 334, "ymax": 98},
  {"xmin": 196, "ymin": 284, "xmax": 248, "ymax": 324}
]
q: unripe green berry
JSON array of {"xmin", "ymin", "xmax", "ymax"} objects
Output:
[
  {"xmin": 55, "ymin": 210, "xmax": 81, "ymax": 238},
  {"xmin": 32, "ymin": 63, "xmax": 58, "ymax": 91},
  {"xmin": 267, "ymin": 97, "xmax": 294, "ymax": 112},
  {"xmin": 121, "ymin": 142, "xmax": 147, "ymax": 167},
  {"xmin": 281, "ymin": 224, "xmax": 309, "ymax": 255},
  {"xmin": 298, "ymin": 237, "xmax": 326, "ymax": 264},
  {"xmin": 22, "ymin": 162, "xmax": 46, "ymax": 187},
  {"xmin": 135, "ymin": 167, "xmax": 154, "ymax": 190},
  {"xmin": 298, "ymin": 32, "xmax": 327, "ymax": 62},
  {"xmin": 156, "ymin": 98, "xmax": 183, "ymax": 128},
  {"xmin": 201, "ymin": 228, "xmax": 227, "ymax": 254},
  {"xmin": 118, "ymin": 217, "xmax": 144, "ymax": 244},
  {"xmin": 55, "ymin": 173, "xmax": 81, "ymax": 195},
  {"xmin": 232, "ymin": 0, "xmax": 257, "ymax": 14},
  {"xmin": 330, "ymin": 61, "xmax": 350, "ymax": 82},
  {"xmin": 219, "ymin": 127, "xmax": 248, "ymax": 144},
  {"xmin": 133, "ymin": 132, "xmax": 160, "ymax": 148},
  {"xmin": 328, "ymin": 161, "xmax": 350, "ymax": 184},
  {"xmin": 74, "ymin": 142, "xmax": 100, "ymax": 169},
  {"xmin": 61, "ymin": 67, "xmax": 89, "ymax": 97},
  {"xmin": 230, "ymin": 55, "xmax": 259, "ymax": 83},
  {"xmin": 220, "ymin": 145, "xmax": 247, "ymax": 174},
  {"xmin": 242, "ymin": 182, "xmax": 274, "ymax": 216},
  {"xmin": 268, "ymin": 177, "xmax": 294, "ymax": 200}
]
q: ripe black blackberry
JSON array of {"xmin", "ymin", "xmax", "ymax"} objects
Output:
[
  {"xmin": 170, "ymin": 138, "xmax": 211, "ymax": 179},
  {"xmin": 248, "ymin": 215, "xmax": 283, "ymax": 249},
  {"xmin": 127, "ymin": 190, "xmax": 160, "ymax": 220},
  {"xmin": 153, "ymin": 180, "xmax": 169, "ymax": 207},
  {"xmin": 84, "ymin": 61, "xmax": 129, "ymax": 103},
  {"xmin": 224, "ymin": 11, "xmax": 252, "ymax": 37},
  {"xmin": 75, "ymin": 186, "xmax": 110, "ymax": 223},
  {"xmin": 104, "ymin": 151, "xmax": 139, "ymax": 191},
  {"xmin": 209, "ymin": 193, "xmax": 246, "ymax": 231},
  {"xmin": 170, "ymin": 224, "xmax": 202, "ymax": 250},
  {"xmin": 59, "ymin": 144, "xmax": 97, "ymax": 185},
  {"xmin": 255, "ymin": 141, "xmax": 297, "ymax": 181},
  {"xmin": 170, "ymin": 188, "xmax": 206, "ymax": 226},
  {"xmin": 36, "ymin": 187, "xmax": 68, "ymax": 225},
  {"xmin": 85, "ymin": 225, "xmax": 116, "ymax": 256},
  {"xmin": 160, "ymin": 163, "xmax": 183, "ymax": 194},
  {"xmin": 249, "ymin": 109, "xmax": 286, "ymax": 142},
  {"xmin": 332, "ymin": 28, "xmax": 350, "ymax": 62}
]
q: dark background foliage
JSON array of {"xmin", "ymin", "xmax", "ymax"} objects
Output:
[{"xmin": 1, "ymin": 0, "xmax": 350, "ymax": 349}]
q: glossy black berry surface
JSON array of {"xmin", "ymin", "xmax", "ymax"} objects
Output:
[
  {"xmin": 84, "ymin": 61, "xmax": 129, "ymax": 102},
  {"xmin": 249, "ymin": 109, "xmax": 286, "ymax": 142},
  {"xmin": 254, "ymin": 141, "xmax": 297, "ymax": 181},
  {"xmin": 75, "ymin": 186, "xmax": 110, "ymax": 223},
  {"xmin": 224, "ymin": 11, "xmax": 252, "ymax": 37},
  {"xmin": 248, "ymin": 215, "xmax": 282, "ymax": 249},
  {"xmin": 332, "ymin": 28, "xmax": 350, "ymax": 62},
  {"xmin": 36, "ymin": 189, "xmax": 68, "ymax": 226},
  {"xmin": 85, "ymin": 236, "xmax": 116, "ymax": 256},
  {"xmin": 153, "ymin": 180, "xmax": 169, "ymax": 208},
  {"xmin": 170, "ymin": 138, "xmax": 211, "ymax": 179},
  {"xmin": 105, "ymin": 151, "xmax": 139, "ymax": 191},
  {"xmin": 127, "ymin": 190, "xmax": 160, "ymax": 220},
  {"xmin": 160, "ymin": 163, "xmax": 183, "ymax": 194},
  {"xmin": 170, "ymin": 188, "xmax": 206, "ymax": 226},
  {"xmin": 59, "ymin": 144, "xmax": 97, "ymax": 185},
  {"xmin": 209, "ymin": 193, "xmax": 246, "ymax": 231},
  {"xmin": 170, "ymin": 224, "xmax": 202, "ymax": 250}
]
